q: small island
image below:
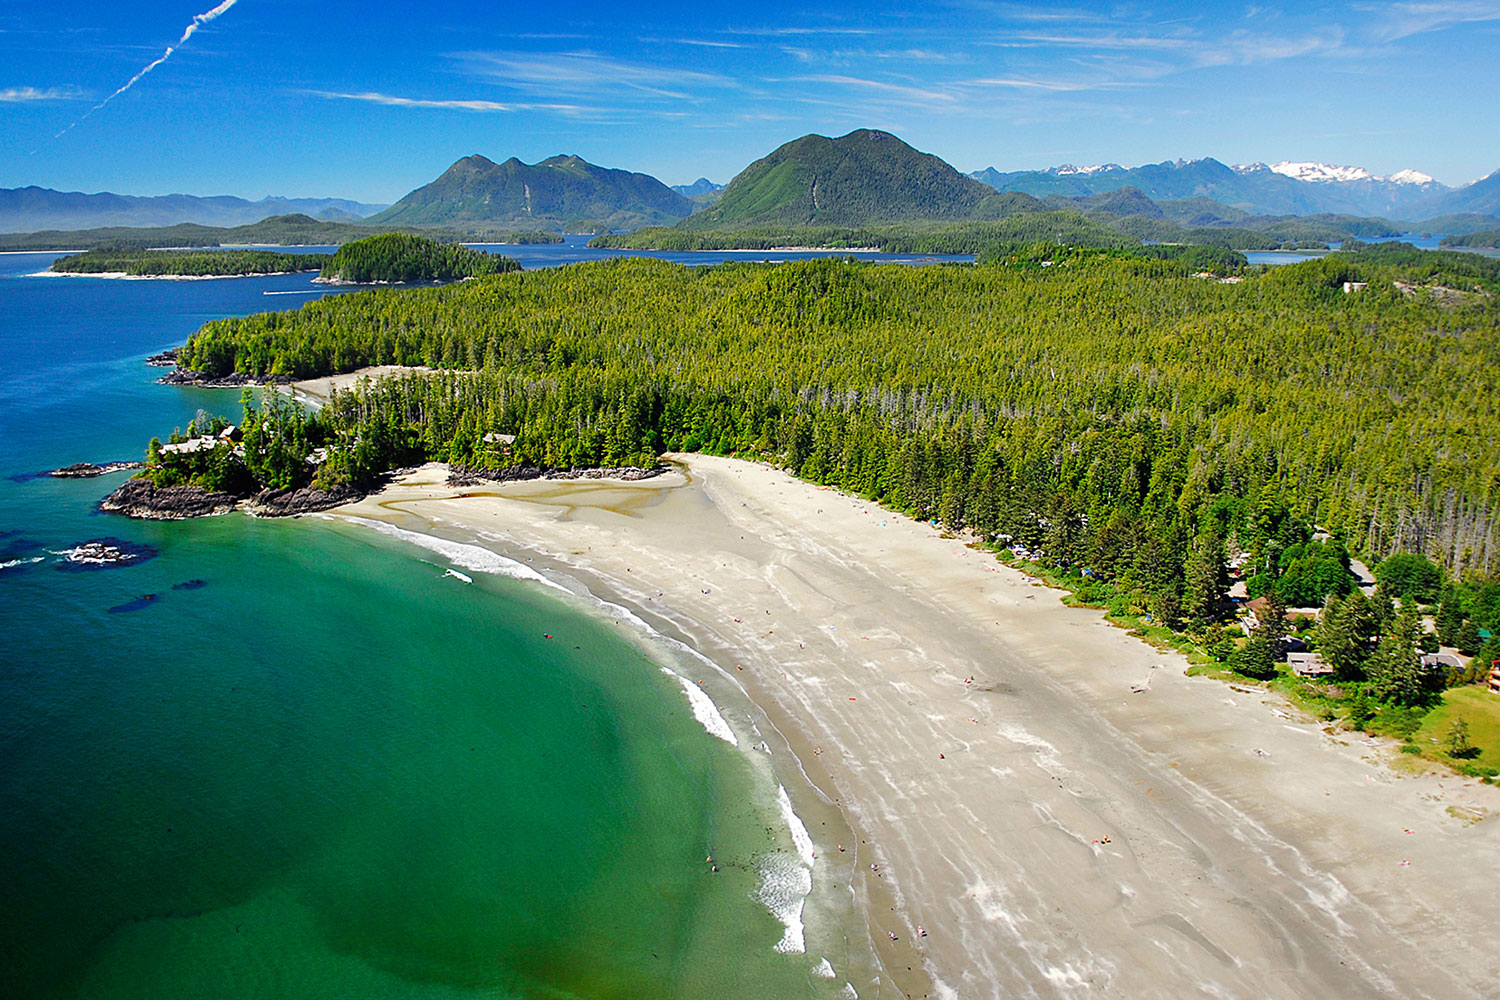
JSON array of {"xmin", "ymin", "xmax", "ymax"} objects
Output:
[
  {"xmin": 317, "ymin": 232, "xmax": 520, "ymax": 283},
  {"xmin": 51, "ymin": 247, "xmax": 332, "ymax": 277}
]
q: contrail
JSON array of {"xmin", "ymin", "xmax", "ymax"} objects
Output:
[{"xmin": 54, "ymin": 0, "xmax": 240, "ymax": 139}]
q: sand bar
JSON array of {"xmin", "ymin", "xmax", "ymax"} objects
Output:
[{"xmin": 333, "ymin": 454, "xmax": 1500, "ymax": 999}]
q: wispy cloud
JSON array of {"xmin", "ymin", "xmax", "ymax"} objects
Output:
[
  {"xmin": 456, "ymin": 50, "xmax": 733, "ymax": 101},
  {"xmin": 308, "ymin": 90, "xmax": 587, "ymax": 114},
  {"xmin": 789, "ymin": 74, "xmax": 958, "ymax": 104},
  {"xmin": 0, "ymin": 85, "xmax": 76, "ymax": 102},
  {"xmin": 1362, "ymin": 0, "xmax": 1500, "ymax": 41},
  {"xmin": 969, "ymin": 75, "xmax": 1138, "ymax": 92},
  {"xmin": 55, "ymin": 0, "xmax": 240, "ymax": 139}
]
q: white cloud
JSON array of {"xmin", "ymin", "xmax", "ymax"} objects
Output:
[
  {"xmin": 456, "ymin": 50, "xmax": 733, "ymax": 101},
  {"xmin": 0, "ymin": 86, "xmax": 75, "ymax": 102},
  {"xmin": 1363, "ymin": 0, "xmax": 1500, "ymax": 41},
  {"xmin": 308, "ymin": 90, "xmax": 586, "ymax": 114}
]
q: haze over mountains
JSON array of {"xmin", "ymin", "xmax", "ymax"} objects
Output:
[
  {"xmin": 971, "ymin": 159, "xmax": 1499, "ymax": 220},
  {"xmin": 0, "ymin": 188, "xmax": 387, "ymax": 234},
  {"xmin": 5, "ymin": 130, "xmax": 1499, "ymax": 242}
]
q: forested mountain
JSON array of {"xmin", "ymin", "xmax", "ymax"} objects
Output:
[
  {"xmin": 971, "ymin": 158, "xmax": 1466, "ymax": 218},
  {"xmin": 683, "ymin": 130, "xmax": 1036, "ymax": 229},
  {"xmin": 370, "ymin": 154, "xmax": 692, "ymax": 231},
  {"xmin": 0, "ymin": 186, "xmax": 386, "ymax": 233}
]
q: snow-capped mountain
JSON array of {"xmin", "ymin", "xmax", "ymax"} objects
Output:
[
  {"xmin": 1236, "ymin": 160, "xmax": 1438, "ymax": 187},
  {"xmin": 1389, "ymin": 168, "xmax": 1436, "ymax": 186},
  {"xmin": 971, "ymin": 155, "xmax": 1464, "ymax": 218},
  {"xmin": 1050, "ymin": 163, "xmax": 1124, "ymax": 176}
]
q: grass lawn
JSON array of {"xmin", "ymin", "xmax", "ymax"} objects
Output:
[{"xmin": 1414, "ymin": 685, "xmax": 1500, "ymax": 773}]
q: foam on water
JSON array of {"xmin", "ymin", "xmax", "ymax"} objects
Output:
[
  {"xmin": 0, "ymin": 556, "xmax": 44, "ymax": 570},
  {"xmin": 443, "ymin": 568, "xmax": 473, "ymax": 584},
  {"xmin": 812, "ymin": 957, "xmax": 836, "ymax": 978},
  {"xmin": 778, "ymin": 784, "xmax": 817, "ymax": 867},
  {"xmin": 336, "ymin": 517, "xmax": 570, "ymax": 593},
  {"xmin": 756, "ymin": 852, "xmax": 812, "ymax": 953},
  {"xmin": 659, "ymin": 667, "xmax": 738, "ymax": 745}
]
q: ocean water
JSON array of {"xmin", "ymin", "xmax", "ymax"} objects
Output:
[{"xmin": 0, "ymin": 255, "xmax": 871, "ymax": 998}]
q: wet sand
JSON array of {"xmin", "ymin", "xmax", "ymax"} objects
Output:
[{"xmin": 333, "ymin": 454, "xmax": 1500, "ymax": 999}]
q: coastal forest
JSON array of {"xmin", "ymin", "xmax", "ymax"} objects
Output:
[
  {"xmin": 51, "ymin": 247, "xmax": 331, "ymax": 276},
  {"xmin": 144, "ymin": 243, "xmax": 1500, "ymax": 741},
  {"xmin": 319, "ymin": 233, "xmax": 521, "ymax": 283}
]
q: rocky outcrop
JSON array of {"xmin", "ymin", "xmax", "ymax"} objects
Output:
[
  {"xmin": 446, "ymin": 464, "xmax": 667, "ymax": 487},
  {"xmin": 100, "ymin": 476, "xmax": 365, "ymax": 520},
  {"xmin": 99, "ymin": 478, "xmax": 238, "ymax": 519},
  {"xmin": 50, "ymin": 461, "xmax": 144, "ymax": 478},
  {"xmin": 244, "ymin": 483, "xmax": 365, "ymax": 517},
  {"xmin": 145, "ymin": 348, "xmax": 179, "ymax": 367},
  {"xmin": 55, "ymin": 538, "xmax": 157, "ymax": 569},
  {"xmin": 157, "ymin": 368, "xmax": 293, "ymax": 388}
]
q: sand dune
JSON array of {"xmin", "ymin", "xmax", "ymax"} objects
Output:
[{"xmin": 333, "ymin": 454, "xmax": 1500, "ymax": 999}]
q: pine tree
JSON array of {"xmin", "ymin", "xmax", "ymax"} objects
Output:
[
  {"xmin": 1435, "ymin": 589, "xmax": 1465, "ymax": 647},
  {"xmin": 1456, "ymin": 619, "xmax": 1482, "ymax": 656},
  {"xmin": 1368, "ymin": 605, "xmax": 1425, "ymax": 706}
]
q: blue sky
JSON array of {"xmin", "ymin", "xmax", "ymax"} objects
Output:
[{"xmin": 2, "ymin": 1, "xmax": 1497, "ymax": 201}]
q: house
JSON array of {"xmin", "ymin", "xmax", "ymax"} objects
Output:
[
  {"xmin": 1243, "ymin": 597, "xmax": 1319, "ymax": 634},
  {"xmin": 1342, "ymin": 281, "xmax": 1368, "ymax": 293},
  {"xmin": 1287, "ymin": 651, "xmax": 1332, "ymax": 677},
  {"xmin": 1490, "ymin": 660, "xmax": 1500, "ymax": 696},
  {"xmin": 1420, "ymin": 652, "xmax": 1464, "ymax": 673}
]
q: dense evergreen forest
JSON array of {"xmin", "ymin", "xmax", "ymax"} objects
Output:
[
  {"xmin": 1441, "ymin": 230, "xmax": 1500, "ymax": 249},
  {"xmin": 142, "ymin": 245, "xmax": 1500, "ymax": 744},
  {"xmin": 51, "ymin": 248, "xmax": 331, "ymax": 276},
  {"xmin": 169, "ymin": 244, "xmax": 1500, "ymax": 582},
  {"xmin": 591, "ymin": 216, "xmax": 1139, "ymax": 253},
  {"xmin": 319, "ymin": 233, "xmax": 520, "ymax": 283}
]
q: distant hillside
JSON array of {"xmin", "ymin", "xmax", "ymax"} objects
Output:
[
  {"xmin": 1412, "ymin": 170, "xmax": 1500, "ymax": 218},
  {"xmin": 0, "ymin": 214, "xmax": 465, "ymax": 252},
  {"xmin": 370, "ymin": 154, "xmax": 692, "ymax": 230},
  {"xmin": 671, "ymin": 178, "xmax": 723, "ymax": 198},
  {"xmin": 684, "ymin": 130, "xmax": 1036, "ymax": 230},
  {"xmin": 0, "ymin": 186, "xmax": 386, "ymax": 233},
  {"xmin": 971, "ymin": 158, "xmax": 1453, "ymax": 218}
]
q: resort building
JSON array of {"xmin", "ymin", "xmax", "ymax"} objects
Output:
[{"xmin": 1287, "ymin": 651, "xmax": 1332, "ymax": 677}]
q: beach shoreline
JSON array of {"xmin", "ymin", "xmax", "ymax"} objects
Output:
[{"xmin": 331, "ymin": 455, "xmax": 1500, "ymax": 999}]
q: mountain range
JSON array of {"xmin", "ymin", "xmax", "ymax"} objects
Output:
[
  {"xmin": 0, "ymin": 187, "xmax": 387, "ymax": 234},
  {"xmin": 368, "ymin": 154, "xmax": 692, "ymax": 231},
  {"xmin": 7, "ymin": 136, "xmax": 1499, "ymax": 244},
  {"xmin": 970, "ymin": 159, "xmax": 1497, "ymax": 220}
]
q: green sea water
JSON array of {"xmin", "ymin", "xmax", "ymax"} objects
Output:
[{"xmin": 0, "ymin": 255, "xmax": 870, "ymax": 999}]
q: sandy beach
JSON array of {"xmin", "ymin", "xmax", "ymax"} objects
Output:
[{"xmin": 331, "ymin": 454, "xmax": 1500, "ymax": 1000}]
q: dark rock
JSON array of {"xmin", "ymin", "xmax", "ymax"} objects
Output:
[
  {"xmin": 109, "ymin": 594, "xmax": 159, "ymax": 613},
  {"xmin": 99, "ymin": 478, "xmax": 238, "ymax": 519},
  {"xmin": 145, "ymin": 348, "xmax": 180, "ymax": 367},
  {"xmin": 446, "ymin": 464, "xmax": 667, "ymax": 486},
  {"xmin": 50, "ymin": 461, "xmax": 145, "ymax": 478},
  {"xmin": 157, "ymin": 369, "xmax": 293, "ymax": 388},
  {"xmin": 244, "ymin": 482, "xmax": 365, "ymax": 517},
  {"xmin": 172, "ymin": 579, "xmax": 208, "ymax": 590},
  {"xmin": 55, "ymin": 537, "xmax": 158, "ymax": 570}
]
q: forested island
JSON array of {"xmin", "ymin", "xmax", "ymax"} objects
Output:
[
  {"xmin": 318, "ymin": 233, "xmax": 520, "ymax": 283},
  {"xmin": 51, "ymin": 247, "xmax": 332, "ymax": 276},
  {"xmin": 1442, "ymin": 229, "xmax": 1500, "ymax": 249},
  {"xmin": 119, "ymin": 242, "xmax": 1500, "ymax": 757}
]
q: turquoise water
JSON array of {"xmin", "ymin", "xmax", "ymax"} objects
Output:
[{"xmin": 0, "ymin": 257, "xmax": 865, "ymax": 998}]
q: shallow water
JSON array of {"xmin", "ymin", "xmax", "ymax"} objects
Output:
[{"xmin": 0, "ymin": 254, "xmax": 865, "ymax": 998}]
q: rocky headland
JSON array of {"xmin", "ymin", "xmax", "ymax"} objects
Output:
[{"xmin": 100, "ymin": 477, "xmax": 365, "ymax": 520}]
